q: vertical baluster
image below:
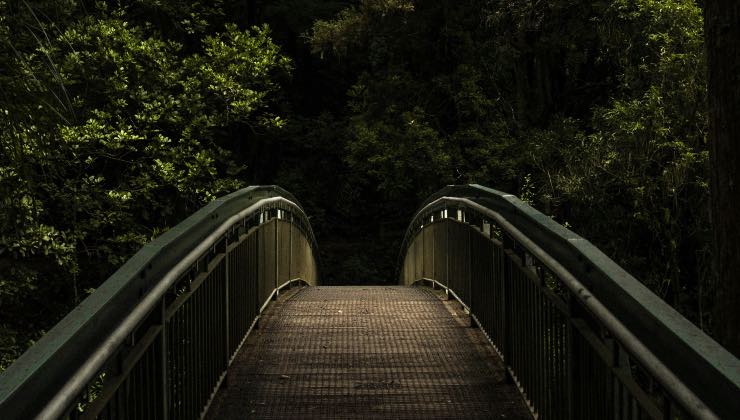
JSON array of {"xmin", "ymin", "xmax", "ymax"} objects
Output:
[
  {"xmin": 566, "ymin": 299, "xmax": 575, "ymax": 420},
  {"xmin": 542, "ymin": 299, "xmax": 555, "ymax": 419},
  {"xmin": 188, "ymin": 295, "xmax": 196, "ymax": 419},
  {"xmin": 535, "ymin": 271, "xmax": 543, "ymax": 417},
  {"xmin": 199, "ymin": 274, "xmax": 207, "ymax": 414}
]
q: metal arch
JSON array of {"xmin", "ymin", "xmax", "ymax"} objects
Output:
[
  {"xmin": 0, "ymin": 186, "xmax": 319, "ymax": 419},
  {"xmin": 398, "ymin": 184, "xmax": 740, "ymax": 420}
]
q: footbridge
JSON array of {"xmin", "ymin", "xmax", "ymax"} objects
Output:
[{"xmin": 1, "ymin": 185, "xmax": 738, "ymax": 419}]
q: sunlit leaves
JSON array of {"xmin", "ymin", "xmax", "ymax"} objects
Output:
[
  {"xmin": 184, "ymin": 24, "xmax": 291, "ymax": 130},
  {"xmin": 0, "ymin": 2, "xmax": 291, "ymax": 370}
]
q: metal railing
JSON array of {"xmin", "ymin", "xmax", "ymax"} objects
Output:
[
  {"xmin": 399, "ymin": 184, "xmax": 740, "ymax": 420},
  {"xmin": 0, "ymin": 186, "xmax": 318, "ymax": 420}
]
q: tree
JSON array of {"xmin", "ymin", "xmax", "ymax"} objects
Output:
[
  {"xmin": 0, "ymin": 2, "xmax": 291, "ymax": 370},
  {"xmin": 307, "ymin": 0, "xmax": 712, "ymax": 312},
  {"xmin": 529, "ymin": 0, "xmax": 709, "ymax": 321},
  {"xmin": 705, "ymin": 0, "xmax": 740, "ymax": 357}
]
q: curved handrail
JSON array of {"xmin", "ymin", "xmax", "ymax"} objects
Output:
[
  {"xmin": 399, "ymin": 184, "xmax": 740, "ymax": 419},
  {"xmin": 0, "ymin": 185, "xmax": 318, "ymax": 419}
]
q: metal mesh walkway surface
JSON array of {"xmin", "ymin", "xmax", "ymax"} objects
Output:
[{"xmin": 206, "ymin": 286, "xmax": 531, "ymax": 419}]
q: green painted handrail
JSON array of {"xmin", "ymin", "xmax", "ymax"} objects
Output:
[
  {"xmin": 399, "ymin": 184, "xmax": 740, "ymax": 419},
  {"xmin": 0, "ymin": 185, "xmax": 318, "ymax": 419}
]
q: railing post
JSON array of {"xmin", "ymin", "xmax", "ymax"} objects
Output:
[
  {"xmin": 254, "ymin": 223, "xmax": 261, "ymax": 329},
  {"xmin": 608, "ymin": 337, "xmax": 621, "ymax": 417},
  {"xmin": 445, "ymin": 214, "xmax": 449, "ymax": 291},
  {"xmin": 274, "ymin": 211, "xmax": 279, "ymax": 300},
  {"xmin": 416, "ymin": 225, "xmax": 424, "ymax": 278},
  {"xmin": 288, "ymin": 215, "xmax": 293, "ymax": 288},
  {"xmin": 502, "ymin": 233, "xmax": 514, "ymax": 381},
  {"xmin": 467, "ymin": 226, "xmax": 472, "ymax": 311},
  {"xmin": 224, "ymin": 236, "xmax": 230, "ymax": 385},
  {"xmin": 159, "ymin": 296, "xmax": 168, "ymax": 420},
  {"xmin": 429, "ymin": 220, "xmax": 436, "ymax": 289},
  {"xmin": 566, "ymin": 296, "xmax": 578, "ymax": 420}
]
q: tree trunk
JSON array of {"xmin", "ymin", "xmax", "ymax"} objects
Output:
[{"xmin": 705, "ymin": 0, "xmax": 740, "ymax": 357}]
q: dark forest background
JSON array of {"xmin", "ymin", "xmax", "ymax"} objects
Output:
[{"xmin": 0, "ymin": 0, "xmax": 712, "ymax": 369}]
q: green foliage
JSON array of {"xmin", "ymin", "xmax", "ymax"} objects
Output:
[
  {"xmin": 504, "ymin": 0, "xmax": 709, "ymax": 317},
  {"xmin": 0, "ymin": 0, "xmax": 716, "ymax": 370},
  {"xmin": 183, "ymin": 24, "xmax": 291, "ymax": 133},
  {"xmin": 309, "ymin": 1, "xmax": 524, "ymax": 202},
  {"xmin": 310, "ymin": 0, "xmax": 414, "ymax": 58},
  {"xmin": 308, "ymin": 0, "xmax": 711, "ymax": 325},
  {"xmin": 530, "ymin": 0, "xmax": 708, "ymax": 318},
  {"xmin": 347, "ymin": 105, "xmax": 453, "ymax": 199},
  {"xmin": 0, "ymin": 1, "xmax": 291, "ymax": 370}
]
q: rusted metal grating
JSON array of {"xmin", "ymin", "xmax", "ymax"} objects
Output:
[{"xmin": 206, "ymin": 286, "xmax": 531, "ymax": 419}]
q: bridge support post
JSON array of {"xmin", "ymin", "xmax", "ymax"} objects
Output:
[
  {"xmin": 159, "ymin": 297, "xmax": 168, "ymax": 420},
  {"xmin": 273, "ymin": 217, "xmax": 279, "ymax": 301},
  {"xmin": 502, "ymin": 234, "xmax": 514, "ymax": 384},
  {"xmin": 566, "ymin": 296, "xmax": 580, "ymax": 420},
  {"xmin": 445, "ymin": 213, "xmax": 450, "ymax": 291},
  {"xmin": 224, "ymin": 241, "xmax": 230, "ymax": 389},
  {"xmin": 288, "ymin": 217, "xmax": 293, "ymax": 287}
]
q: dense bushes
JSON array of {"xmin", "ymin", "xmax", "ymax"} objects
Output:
[
  {"xmin": 0, "ymin": 0, "xmax": 712, "ymax": 369},
  {"xmin": 0, "ymin": 1, "xmax": 290, "ymax": 369},
  {"xmin": 306, "ymin": 0, "xmax": 710, "ymax": 322}
]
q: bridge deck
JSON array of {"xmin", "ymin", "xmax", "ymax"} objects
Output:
[{"xmin": 206, "ymin": 286, "xmax": 531, "ymax": 419}]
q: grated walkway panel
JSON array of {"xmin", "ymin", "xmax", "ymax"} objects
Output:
[{"xmin": 206, "ymin": 286, "xmax": 531, "ymax": 419}]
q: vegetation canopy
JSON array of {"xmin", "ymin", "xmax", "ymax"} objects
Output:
[{"xmin": 0, "ymin": 0, "xmax": 724, "ymax": 368}]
